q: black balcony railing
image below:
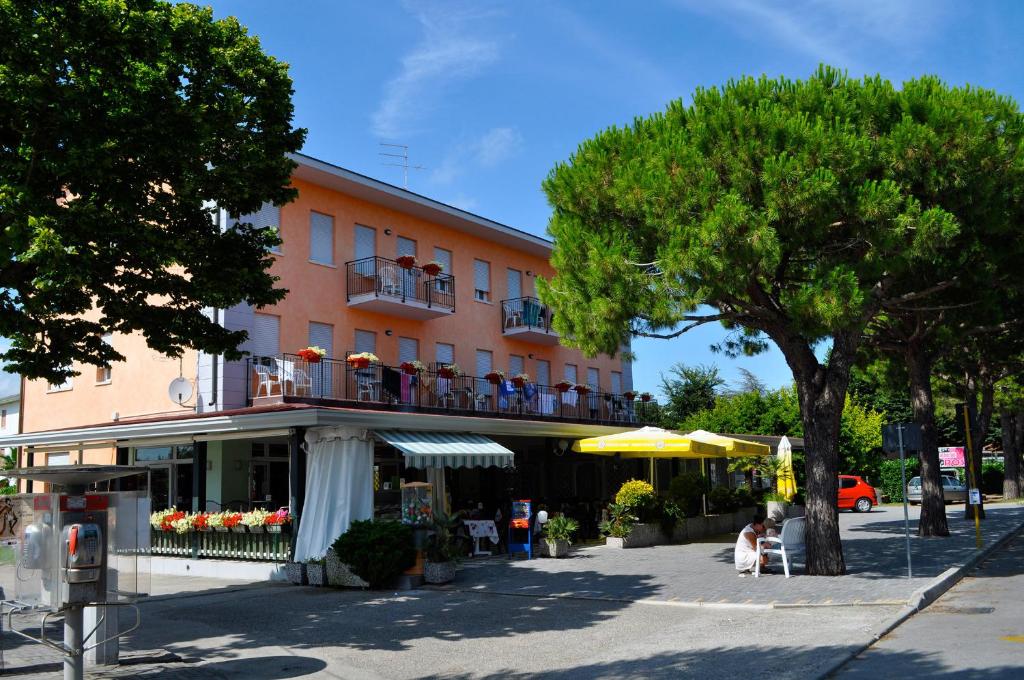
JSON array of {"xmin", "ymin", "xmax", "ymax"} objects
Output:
[
  {"xmin": 501, "ymin": 296, "xmax": 554, "ymax": 334},
  {"xmin": 345, "ymin": 256, "xmax": 455, "ymax": 311},
  {"xmin": 246, "ymin": 354, "xmax": 657, "ymax": 426}
]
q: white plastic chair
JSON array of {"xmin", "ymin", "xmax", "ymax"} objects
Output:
[
  {"xmin": 276, "ymin": 358, "xmax": 312, "ymax": 396},
  {"xmin": 253, "ymin": 362, "xmax": 279, "ymax": 397},
  {"xmin": 755, "ymin": 516, "xmax": 805, "ymax": 578},
  {"xmin": 378, "ymin": 265, "xmax": 402, "ymax": 297}
]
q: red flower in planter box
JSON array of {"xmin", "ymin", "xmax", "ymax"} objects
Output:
[
  {"xmin": 396, "ymin": 255, "xmax": 417, "ymax": 269},
  {"xmin": 623, "ymin": 391, "xmax": 637, "ymax": 401},
  {"xmin": 484, "ymin": 371, "xmax": 505, "ymax": 385},
  {"xmin": 573, "ymin": 384, "xmax": 591, "ymax": 395},
  {"xmin": 554, "ymin": 381, "xmax": 573, "ymax": 393},
  {"xmin": 297, "ymin": 346, "xmax": 327, "ymax": 363},
  {"xmin": 422, "ymin": 261, "xmax": 444, "ymax": 277},
  {"xmin": 222, "ymin": 513, "xmax": 243, "ymax": 528},
  {"xmin": 640, "ymin": 392, "xmax": 653, "ymax": 402},
  {"xmin": 400, "ymin": 360, "xmax": 425, "ymax": 376}
]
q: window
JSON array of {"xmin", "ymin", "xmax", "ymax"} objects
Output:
[
  {"xmin": 473, "ymin": 259, "xmax": 491, "ymax": 302},
  {"xmin": 1, "ymin": 409, "xmax": 6, "ymax": 429},
  {"xmin": 233, "ymin": 203, "xmax": 281, "ymax": 254},
  {"xmin": 535, "ymin": 359, "xmax": 551, "ymax": 386},
  {"xmin": 476, "ymin": 349, "xmax": 493, "ymax": 378},
  {"xmin": 509, "ymin": 354, "xmax": 525, "ymax": 377},
  {"xmin": 310, "ymin": 211, "xmax": 334, "ymax": 265},
  {"xmin": 354, "ymin": 329, "xmax": 377, "ymax": 355},
  {"xmin": 587, "ymin": 367, "xmax": 600, "ymax": 390},
  {"xmin": 396, "ymin": 236, "xmax": 417, "ymax": 258},
  {"xmin": 96, "ymin": 333, "xmax": 113, "ymax": 384},
  {"xmin": 564, "ymin": 363, "xmax": 578, "ymax": 384},
  {"xmin": 354, "ymin": 224, "xmax": 376, "ymax": 260},
  {"xmin": 308, "ymin": 322, "xmax": 334, "ymax": 357},
  {"xmin": 611, "ymin": 371, "xmax": 623, "ymax": 395},
  {"xmin": 435, "ymin": 342, "xmax": 455, "ymax": 366},
  {"xmin": 251, "ymin": 313, "xmax": 281, "ymax": 358},
  {"xmin": 134, "ymin": 447, "xmax": 173, "ymax": 462},
  {"xmin": 840, "ymin": 478, "xmax": 858, "ymax": 489},
  {"xmin": 47, "ymin": 452, "xmax": 70, "ymax": 466},
  {"xmin": 433, "ymin": 247, "xmax": 453, "ymax": 293},
  {"xmin": 47, "ymin": 369, "xmax": 73, "ymax": 393},
  {"xmin": 506, "ymin": 268, "xmax": 523, "ymax": 300},
  {"xmin": 399, "ymin": 337, "xmax": 419, "ymax": 364}
]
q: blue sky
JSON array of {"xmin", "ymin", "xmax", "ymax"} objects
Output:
[{"xmin": 5, "ymin": 1, "xmax": 1022, "ymax": 398}]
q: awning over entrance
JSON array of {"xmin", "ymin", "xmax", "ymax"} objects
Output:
[{"xmin": 375, "ymin": 430, "xmax": 515, "ymax": 469}]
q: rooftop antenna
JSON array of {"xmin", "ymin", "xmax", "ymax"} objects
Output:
[{"xmin": 379, "ymin": 143, "xmax": 425, "ymax": 190}]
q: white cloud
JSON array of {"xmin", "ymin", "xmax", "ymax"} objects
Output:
[
  {"xmin": 430, "ymin": 126, "xmax": 523, "ymax": 185},
  {"xmin": 372, "ymin": 3, "xmax": 502, "ymax": 139}
]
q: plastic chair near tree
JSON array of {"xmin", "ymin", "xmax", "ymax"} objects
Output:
[{"xmin": 755, "ymin": 516, "xmax": 806, "ymax": 578}]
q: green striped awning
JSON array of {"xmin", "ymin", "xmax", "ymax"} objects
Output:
[{"xmin": 374, "ymin": 430, "xmax": 515, "ymax": 469}]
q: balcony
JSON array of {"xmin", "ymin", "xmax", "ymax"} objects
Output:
[
  {"xmin": 501, "ymin": 297, "xmax": 559, "ymax": 345},
  {"xmin": 346, "ymin": 256, "xmax": 455, "ymax": 320},
  {"xmin": 246, "ymin": 354, "xmax": 657, "ymax": 427}
]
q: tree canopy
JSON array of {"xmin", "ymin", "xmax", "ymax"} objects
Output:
[{"xmin": 0, "ymin": 0, "xmax": 305, "ymax": 381}]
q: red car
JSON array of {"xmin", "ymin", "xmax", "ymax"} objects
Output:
[{"xmin": 837, "ymin": 475, "xmax": 879, "ymax": 512}]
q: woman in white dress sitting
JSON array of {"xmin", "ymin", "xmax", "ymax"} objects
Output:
[{"xmin": 734, "ymin": 513, "xmax": 771, "ymax": 576}]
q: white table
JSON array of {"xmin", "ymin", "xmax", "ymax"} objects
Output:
[{"xmin": 463, "ymin": 520, "xmax": 500, "ymax": 556}]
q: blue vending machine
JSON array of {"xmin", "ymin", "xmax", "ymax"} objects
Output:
[{"xmin": 507, "ymin": 499, "xmax": 532, "ymax": 560}]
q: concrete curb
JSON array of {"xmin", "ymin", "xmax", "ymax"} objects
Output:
[{"xmin": 815, "ymin": 518, "xmax": 1024, "ymax": 680}]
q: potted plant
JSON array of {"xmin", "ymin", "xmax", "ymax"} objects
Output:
[
  {"xmin": 297, "ymin": 346, "xmax": 327, "ymax": 363},
  {"xmin": 400, "ymin": 360, "xmax": 425, "ymax": 376},
  {"xmin": 422, "ymin": 260, "xmax": 444, "ymax": 277},
  {"xmin": 332, "ymin": 519, "xmax": 416, "ymax": 589},
  {"xmin": 623, "ymin": 391, "xmax": 637, "ymax": 401},
  {"xmin": 347, "ymin": 352, "xmax": 379, "ymax": 369},
  {"xmin": 208, "ymin": 512, "xmax": 228, "ymax": 532},
  {"xmin": 396, "ymin": 255, "xmax": 417, "ymax": 269},
  {"xmin": 192, "ymin": 513, "xmax": 211, "ymax": 532},
  {"xmin": 241, "ymin": 508, "xmax": 271, "ymax": 533},
  {"xmin": 511, "ymin": 373, "xmax": 530, "ymax": 388},
  {"xmin": 573, "ymin": 384, "xmax": 591, "ymax": 395},
  {"xmin": 543, "ymin": 514, "xmax": 579, "ymax": 558},
  {"xmin": 639, "ymin": 392, "xmax": 653, "ymax": 402},
  {"xmin": 266, "ymin": 508, "xmax": 292, "ymax": 533},
  {"xmin": 423, "ymin": 510, "xmax": 463, "ymax": 584},
  {"xmin": 306, "ymin": 557, "xmax": 327, "ymax": 587},
  {"xmin": 437, "ymin": 363, "xmax": 461, "ymax": 379},
  {"xmin": 484, "ymin": 370, "xmax": 505, "ymax": 385},
  {"xmin": 764, "ymin": 492, "xmax": 790, "ymax": 522},
  {"xmin": 223, "ymin": 512, "xmax": 245, "ymax": 533},
  {"xmin": 285, "ymin": 561, "xmax": 307, "ymax": 585},
  {"xmin": 554, "ymin": 381, "xmax": 573, "ymax": 393}
]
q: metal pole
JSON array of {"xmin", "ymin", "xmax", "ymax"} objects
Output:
[
  {"xmin": 962, "ymin": 406, "xmax": 983, "ymax": 549},
  {"xmin": 64, "ymin": 605, "xmax": 83, "ymax": 680},
  {"xmin": 897, "ymin": 424, "xmax": 912, "ymax": 579}
]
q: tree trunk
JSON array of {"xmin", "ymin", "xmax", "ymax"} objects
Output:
[
  {"xmin": 1000, "ymin": 410, "xmax": 1020, "ymax": 500},
  {"xmin": 772, "ymin": 330, "xmax": 852, "ymax": 576},
  {"xmin": 1016, "ymin": 411, "xmax": 1024, "ymax": 495},
  {"xmin": 907, "ymin": 347, "xmax": 949, "ymax": 536}
]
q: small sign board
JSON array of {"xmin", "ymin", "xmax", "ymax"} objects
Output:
[
  {"xmin": 939, "ymin": 447, "xmax": 965, "ymax": 467},
  {"xmin": 969, "ymin": 488, "xmax": 981, "ymax": 505},
  {"xmin": 882, "ymin": 423, "xmax": 923, "ymax": 453}
]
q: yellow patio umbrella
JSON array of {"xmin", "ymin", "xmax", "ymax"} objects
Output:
[
  {"xmin": 573, "ymin": 426, "xmax": 726, "ymax": 500},
  {"xmin": 776, "ymin": 435, "xmax": 798, "ymax": 501},
  {"xmin": 684, "ymin": 430, "xmax": 772, "ymax": 458}
]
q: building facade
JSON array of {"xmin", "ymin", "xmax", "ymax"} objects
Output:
[{"xmin": 7, "ymin": 153, "xmax": 656, "ymax": 566}]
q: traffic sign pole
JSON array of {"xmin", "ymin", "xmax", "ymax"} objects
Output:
[{"xmin": 961, "ymin": 407, "xmax": 983, "ymax": 549}]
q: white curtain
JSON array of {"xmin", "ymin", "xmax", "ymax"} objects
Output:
[{"xmin": 293, "ymin": 426, "xmax": 374, "ymax": 562}]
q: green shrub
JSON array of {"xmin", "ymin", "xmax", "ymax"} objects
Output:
[
  {"xmin": 981, "ymin": 460, "xmax": 1004, "ymax": 494},
  {"xmin": 878, "ymin": 458, "xmax": 920, "ymax": 503},
  {"xmin": 732, "ymin": 486, "xmax": 754, "ymax": 508},
  {"xmin": 544, "ymin": 515, "xmax": 580, "ymax": 544},
  {"xmin": 615, "ymin": 479, "xmax": 655, "ymax": 509},
  {"xmin": 424, "ymin": 510, "xmax": 464, "ymax": 564},
  {"xmin": 656, "ymin": 498, "xmax": 685, "ymax": 537},
  {"xmin": 709, "ymin": 486, "xmax": 738, "ymax": 513},
  {"xmin": 599, "ymin": 503, "xmax": 636, "ymax": 538},
  {"xmin": 668, "ymin": 471, "xmax": 705, "ymax": 516},
  {"xmin": 332, "ymin": 520, "xmax": 415, "ymax": 589}
]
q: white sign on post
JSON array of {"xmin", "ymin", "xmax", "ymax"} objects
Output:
[{"xmin": 969, "ymin": 488, "xmax": 982, "ymax": 505}]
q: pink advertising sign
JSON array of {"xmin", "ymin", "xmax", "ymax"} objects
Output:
[{"xmin": 939, "ymin": 446, "xmax": 965, "ymax": 467}]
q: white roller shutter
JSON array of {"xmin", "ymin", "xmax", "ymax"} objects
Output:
[
  {"xmin": 536, "ymin": 360, "xmax": 550, "ymax": 387},
  {"xmin": 433, "ymin": 247, "xmax": 452, "ymax": 271},
  {"xmin": 251, "ymin": 313, "xmax": 280, "ymax": 357},
  {"xmin": 354, "ymin": 225, "xmax": 376, "ymax": 260},
  {"xmin": 509, "ymin": 355, "xmax": 525, "ymax": 376},
  {"xmin": 506, "ymin": 268, "xmax": 522, "ymax": 299},
  {"xmin": 473, "ymin": 259, "xmax": 490, "ymax": 300},
  {"xmin": 611, "ymin": 371, "xmax": 622, "ymax": 395},
  {"xmin": 435, "ymin": 343, "xmax": 454, "ymax": 365},
  {"xmin": 308, "ymin": 322, "xmax": 333, "ymax": 357},
  {"xmin": 354, "ymin": 330, "xmax": 376, "ymax": 355},
  {"xmin": 564, "ymin": 364, "xmax": 578, "ymax": 383},
  {"xmin": 399, "ymin": 337, "xmax": 419, "ymax": 364},
  {"xmin": 397, "ymin": 237, "xmax": 416, "ymax": 258},
  {"xmin": 310, "ymin": 212, "xmax": 334, "ymax": 265},
  {"xmin": 587, "ymin": 367, "xmax": 600, "ymax": 390},
  {"xmin": 476, "ymin": 350, "xmax": 493, "ymax": 377}
]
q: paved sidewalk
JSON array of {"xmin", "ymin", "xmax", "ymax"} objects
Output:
[{"xmin": 445, "ymin": 504, "xmax": 1024, "ymax": 606}]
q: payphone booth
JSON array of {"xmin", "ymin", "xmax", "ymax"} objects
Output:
[{"xmin": 1, "ymin": 465, "xmax": 150, "ymax": 680}]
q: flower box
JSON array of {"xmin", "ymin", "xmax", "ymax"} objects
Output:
[
  {"xmin": 484, "ymin": 372, "xmax": 504, "ymax": 385},
  {"xmin": 422, "ymin": 262, "xmax": 443, "ymax": 277},
  {"xmin": 437, "ymin": 367, "xmax": 459, "ymax": 379},
  {"xmin": 573, "ymin": 385, "xmax": 591, "ymax": 395},
  {"xmin": 396, "ymin": 255, "xmax": 417, "ymax": 269},
  {"xmin": 511, "ymin": 377, "xmax": 526, "ymax": 388},
  {"xmin": 230, "ymin": 525, "xmax": 247, "ymax": 534},
  {"xmin": 347, "ymin": 352, "xmax": 379, "ymax": 370},
  {"xmin": 297, "ymin": 347, "xmax": 326, "ymax": 363},
  {"xmin": 400, "ymin": 361, "xmax": 422, "ymax": 376},
  {"xmin": 640, "ymin": 393, "xmax": 653, "ymax": 402},
  {"xmin": 554, "ymin": 382, "xmax": 573, "ymax": 393},
  {"xmin": 348, "ymin": 357, "xmax": 370, "ymax": 369},
  {"xmin": 623, "ymin": 391, "xmax": 637, "ymax": 401},
  {"xmin": 214, "ymin": 526, "xmax": 228, "ymax": 533}
]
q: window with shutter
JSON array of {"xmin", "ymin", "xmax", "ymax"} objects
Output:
[
  {"xmin": 587, "ymin": 367, "xmax": 600, "ymax": 390},
  {"xmin": 476, "ymin": 350, "xmax": 493, "ymax": 377},
  {"xmin": 433, "ymin": 247, "xmax": 453, "ymax": 293},
  {"xmin": 435, "ymin": 342, "xmax": 454, "ymax": 366},
  {"xmin": 233, "ymin": 203, "xmax": 281, "ymax": 253},
  {"xmin": 536, "ymin": 360, "xmax": 550, "ymax": 386},
  {"xmin": 308, "ymin": 322, "xmax": 333, "ymax": 357},
  {"xmin": 308, "ymin": 322, "xmax": 334, "ymax": 396},
  {"xmin": 354, "ymin": 225, "xmax": 376, "ymax": 261},
  {"xmin": 564, "ymin": 364, "xmax": 578, "ymax": 384},
  {"xmin": 506, "ymin": 268, "xmax": 522, "ymax": 299},
  {"xmin": 310, "ymin": 212, "xmax": 334, "ymax": 265},
  {"xmin": 354, "ymin": 329, "xmax": 376, "ymax": 355},
  {"xmin": 509, "ymin": 354, "xmax": 525, "ymax": 376},
  {"xmin": 396, "ymin": 236, "xmax": 417, "ymax": 258},
  {"xmin": 251, "ymin": 313, "xmax": 280, "ymax": 358},
  {"xmin": 399, "ymin": 337, "xmax": 419, "ymax": 363},
  {"xmin": 611, "ymin": 371, "xmax": 622, "ymax": 395},
  {"xmin": 96, "ymin": 333, "xmax": 113, "ymax": 383},
  {"xmin": 473, "ymin": 259, "xmax": 491, "ymax": 302}
]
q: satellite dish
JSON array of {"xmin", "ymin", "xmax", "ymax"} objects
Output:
[{"xmin": 168, "ymin": 377, "xmax": 193, "ymax": 405}]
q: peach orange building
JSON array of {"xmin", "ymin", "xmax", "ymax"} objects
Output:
[{"xmin": 6, "ymin": 153, "xmax": 656, "ymax": 569}]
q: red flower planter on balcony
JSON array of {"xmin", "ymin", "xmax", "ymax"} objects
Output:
[
  {"xmin": 573, "ymin": 385, "xmax": 591, "ymax": 396},
  {"xmin": 511, "ymin": 377, "xmax": 527, "ymax": 389},
  {"xmin": 554, "ymin": 382, "xmax": 573, "ymax": 393},
  {"xmin": 348, "ymin": 357, "xmax": 370, "ymax": 369},
  {"xmin": 297, "ymin": 349, "xmax": 323, "ymax": 363},
  {"xmin": 484, "ymin": 372, "xmax": 504, "ymax": 385},
  {"xmin": 437, "ymin": 367, "xmax": 457, "ymax": 379},
  {"xmin": 396, "ymin": 255, "xmax": 417, "ymax": 269},
  {"xmin": 400, "ymin": 362, "xmax": 420, "ymax": 376},
  {"xmin": 422, "ymin": 263, "xmax": 443, "ymax": 277}
]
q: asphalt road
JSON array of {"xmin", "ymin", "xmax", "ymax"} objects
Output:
[{"xmin": 835, "ymin": 529, "xmax": 1024, "ymax": 679}]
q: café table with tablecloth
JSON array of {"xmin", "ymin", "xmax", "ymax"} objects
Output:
[{"xmin": 463, "ymin": 519, "xmax": 500, "ymax": 556}]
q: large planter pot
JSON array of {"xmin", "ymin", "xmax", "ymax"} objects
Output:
[
  {"xmin": 766, "ymin": 500, "xmax": 789, "ymax": 522},
  {"xmin": 707, "ymin": 514, "xmax": 734, "ymax": 536},
  {"xmin": 545, "ymin": 539, "xmax": 570, "ymax": 558},
  {"xmin": 686, "ymin": 516, "xmax": 708, "ymax": 541},
  {"xmin": 325, "ymin": 548, "xmax": 370, "ymax": 588},
  {"xmin": 605, "ymin": 523, "xmax": 663, "ymax": 549},
  {"xmin": 423, "ymin": 560, "xmax": 457, "ymax": 584},
  {"xmin": 285, "ymin": 562, "xmax": 307, "ymax": 585},
  {"xmin": 247, "ymin": 525, "xmax": 265, "ymax": 534},
  {"xmin": 306, "ymin": 563, "xmax": 326, "ymax": 587},
  {"xmin": 229, "ymin": 525, "xmax": 247, "ymax": 534},
  {"xmin": 213, "ymin": 526, "xmax": 228, "ymax": 533}
]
